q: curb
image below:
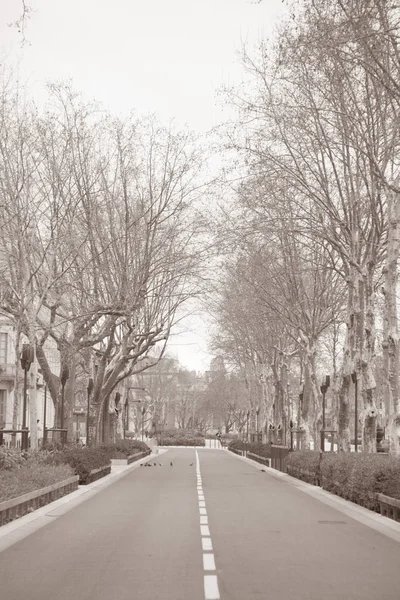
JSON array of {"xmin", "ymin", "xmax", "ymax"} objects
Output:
[
  {"xmin": 225, "ymin": 448, "xmax": 400, "ymax": 544},
  {"xmin": 0, "ymin": 449, "xmax": 167, "ymax": 553}
]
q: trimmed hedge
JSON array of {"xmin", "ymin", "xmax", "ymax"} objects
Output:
[
  {"xmin": 48, "ymin": 447, "xmax": 111, "ymax": 484},
  {"xmin": 161, "ymin": 436, "xmax": 205, "ymax": 446},
  {"xmin": 155, "ymin": 429, "xmax": 205, "ymax": 446},
  {"xmin": 98, "ymin": 440, "xmax": 150, "ymax": 458},
  {"xmin": 286, "ymin": 451, "xmax": 400, "ymax": 507},
  {"xmin": 0, "ymin": 463, "xmax": 74, "ymax": 502},
  {"xmin": 228, "ymin": 439, "xmax": 272, "ymax": 458}
]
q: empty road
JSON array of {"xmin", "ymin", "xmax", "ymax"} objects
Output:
[{"xmin": 0, "ymin": 448, "xmax": 400, "ymax": 599}]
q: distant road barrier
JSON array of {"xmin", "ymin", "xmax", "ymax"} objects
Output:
[{"xmin": 205, "ymin": 439, "xmax": 222, "ymax": 449}]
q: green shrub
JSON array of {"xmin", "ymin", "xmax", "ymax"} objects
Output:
[
  {"xmin": 286, "ymin": 450, "xmax": 321, "ymax": 483},
  {"xmin": 228, "ymin": 439, "xmax": 246, "ymax": 452},
  {"xmin": 98, "ymin": 440, "xmax": 150, "ymax": 458},
  {"xmin": 228, "ymin": 440, "xmax": 272, "ymax": 458},
  {"xmin": 0, "ymin": 447, "xmax": 30, "ymax": 470},
  {"xmin": 161, "ymin": 436, "xmax": 205, "ymax": 446},
  {"xmin": 48, "ymin": 447, "xmax": 111, "ymax": 483},
  {"xmin": 160, "ymin": 429, "xmax": 204, "ymax": 439},
  {"xmin": 247, "ymin": 442, "xmax": 272, "ymax": 458},
  {"xmin": 0, "ymin": 463, "xmax": 74, "ymax": 502},
  {"xmin": 319, "ymin": 452, "xmax": 356, "ymax": 497},
  {"xmin": 288, "ymin": 451, "xmax": 400, "ymax": 504}
]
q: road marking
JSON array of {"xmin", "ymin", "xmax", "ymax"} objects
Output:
[
  {"xmin": 203, "ymin": 553, "xmax": 216, "ymax": 570},
  {"xmin": 201, "ymin": 525, "xmax": 210, "ymax": 536},
  {"xmin": 202, "ymin": 537, "xmax": 213, "ymax": 551},
  {"xmin": 196, "ymin": 450, "xmax": 220, "ymax": 600},
  {"xmin": 204, "ymin": 575, "xmax": 220, "ymax": 600}
]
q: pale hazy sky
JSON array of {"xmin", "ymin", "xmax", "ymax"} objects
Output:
[{"xmin": 1, "ymin": 0, "xmax": 286, "ymax": 371}]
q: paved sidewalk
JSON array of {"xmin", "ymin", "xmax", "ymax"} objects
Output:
[
  {"xmin": 225, "ymin": 448, "xmax": 400, "ymax": 544},
  {"xmin": 0, "ymin": 448, "xmax": 167, "ymax": 553}
]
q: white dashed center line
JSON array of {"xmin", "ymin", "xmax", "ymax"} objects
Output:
[
  {"xmin": 195, "ymin": 450, "xmax": 220, "ymax": 600},
  {"xmin": 202, "ymin": 537, "xmax": 213, "ymax": 551}
]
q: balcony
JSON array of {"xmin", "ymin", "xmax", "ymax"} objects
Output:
[{"xmin": 0, "ymin": 363, "xmax": 16, "ymax": 381}]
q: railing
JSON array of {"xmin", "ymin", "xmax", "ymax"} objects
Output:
[
  {"xmin": 270, "ymin": 444, "xmax": 291, "ymax": 472},
  {"xmin": 0, "ymin": 428, "xmax": 28, "ymax": 449},
  {"xmin": 43, "ymin": 428, "xmax": 68, "ymax": 446}
]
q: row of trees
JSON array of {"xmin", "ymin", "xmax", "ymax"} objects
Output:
[
  {"xmin": 0, "ymin": 75, "xmax": 207, "ymax": 447},
  {"xmin": 211, "ymin": 0, "xmax": 400, "ymax": 453}
]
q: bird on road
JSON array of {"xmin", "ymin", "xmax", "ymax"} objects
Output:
[
  {"xmin": 189, "ymin": 463, "xmax": 194, "ymax": 466},
  {"xmin": 159, "ymin": 463, "xmax": 162, "ymax": 466},
  {"xmin": 154, "ymin": 462, "xmax": 157, "ymax": 466},
  {"xmin": 170, "ymin": 461, "xmax": 173, "ymax": 466}
]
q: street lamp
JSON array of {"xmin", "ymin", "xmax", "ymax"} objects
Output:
[
  {"xmin": 86, "ymin": 378, "xmax": 93, "ymax": 447},
  {"xmin": 353, "ymin": 371, "xmax": 359, "ymax": 452},
  {"xmin": 60, "ymin": 365, "xmax": 69, "ymax": 445},
  {"xmin": 141, "ymin": 406, "xmax": 146, "ymax": 441},
  {"xmin": 255, "ymin": 406, "xmax": 260, "ymax": 442},
  {"xmin": 20, "ymin": 344, "xmax": 34, "ymax": 451},
  {"xmin": 320, "ymin": 375, "xmax": 330, "ymax": 452}
]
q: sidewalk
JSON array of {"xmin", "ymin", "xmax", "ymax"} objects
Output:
[
  {"xmin": 0, "ymin": 448, "xmax": 168, "ymax": 553},
  {"xmin": 226, "ymin": 448, "xmax": 400, "ymax": 545}
]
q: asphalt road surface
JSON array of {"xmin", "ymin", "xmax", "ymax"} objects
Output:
[{"xmin": 1, "ymin": 448, "xmax": 400, "ymax": 600}]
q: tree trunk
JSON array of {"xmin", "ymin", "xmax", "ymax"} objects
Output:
[
  {"xmin": 29, "ymin": 354, "xmax": 38, "ymax": 451},
  {"xmin": 299, "ymin": 333, "xmax": 319, "ymax": 449},
  {"xmin": 383, "ymin": 191, "xmax": 400, "ymax": 454},
  {"xmin": 360, "ymin": 272, "xmax": 377, "ymax": 453},
  {"xmin": 12, "ymin": 326, "xmax": 22, "ymax": 447}
]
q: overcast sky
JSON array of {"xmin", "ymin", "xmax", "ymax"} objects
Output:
[{"xmin": 1, "ymin": 0, "xmax": 286, "ymax": 371}]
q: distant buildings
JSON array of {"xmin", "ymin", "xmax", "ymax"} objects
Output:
[{"xmin": 0, "ymin": 317, "xmax": 56, "ymax": 445}]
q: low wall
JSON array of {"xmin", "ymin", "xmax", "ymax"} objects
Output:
[
  {"xmin": 80, "ymin": 465, "xmax": 111, "ymax": 485},
  {"xmin": 111, "ymin": 450, "xmax": 150, "ymax": 466},
  {"xmin": 0, "ymin": 475, "xmax": 79, "ymax": 527}
]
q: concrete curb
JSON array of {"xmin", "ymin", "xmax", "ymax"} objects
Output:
[
  {"xmin": 225, "ymin": 448, "xmax": 400, "ymax": 544},
  {"xmin": 0, "ymin": 449, "xmax": 168, "ymax": 553}
]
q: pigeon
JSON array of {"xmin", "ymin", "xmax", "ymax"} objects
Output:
[
  {"xmin": 170, "ymin": 461, "xmax": 173, "ymax": 466},
  {"xmin": 261, "ymin": 469, "xmax": 266, "ymax": 472},
  {"xmin": 154, "ymin": 462, "xmax": 157, "ymax": 466},
  {"xmin": 159, "ymin": 463, "xmax": 162, "ymax": 467},
  {"xmin": 190, "ymin": 463, "xmax": 194, "ymax": 466}
]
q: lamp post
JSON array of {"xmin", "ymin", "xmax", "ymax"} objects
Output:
[
  {"xmin": 43, "ymin": 384, "xmax": 47, "ymax": 447},
  {"xmin": 298, "ymin": 383, "xmax": 304, "ymax": 450},
  {"xmin": 60, "ymin": 365, "xmax": 69, "ymax": 445},
  {"xmin": 256, "ymin": 406, "xmax": 260, "ymax": 442},
  {"xmin": 351, "ymin": 372, "xmax": 358, "ymax": 452},
  {"xmin": 141, "ymin": 406, "xmax": 146, "ymax": 441},
  {"xmin": 86, "ymin": 378, "xmax": 93, "ymax": 447},
  {"xmin": 246, "ymin": 409, "xmax": 250, "ymax": 450},
  {"xmin": 20, "ymin": 344, "xmax": 34, "ymax": 451},
  {"xmin": 320, "ymin": 375, "xmax": 330, "ymax": 452}
]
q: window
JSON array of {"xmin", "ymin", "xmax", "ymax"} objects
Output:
[
  {"xmin": 0, "ymin": 333, "xmax": 7, "ymax": 363},
  {"xmin": 0, "ymin": 389, "xmax": 6, "ymax": 427}
]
